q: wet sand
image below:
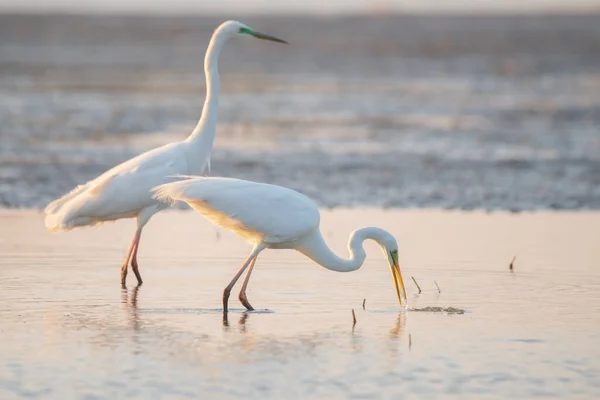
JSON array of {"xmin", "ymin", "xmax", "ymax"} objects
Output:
[
  {"xmin": 1, "ymin": 14, "xmax": 600, "ymax": 210},
  {"xmin": 1, "ymin": 209, "xmax": 599, "ymax": 398}
]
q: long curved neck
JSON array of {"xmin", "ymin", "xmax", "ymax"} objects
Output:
[
  {"xmin": 186, "ymin": 31, "xmax": 227, "ymax": 144},
  {"xmin": 297, "ymin": 227, "xmax": 388, "ymax": 273}
]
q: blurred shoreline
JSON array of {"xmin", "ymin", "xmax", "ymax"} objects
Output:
[
  {"xmin": 1, "ymin": 0, "xmax": 600, "ymax": 15},
  {"xmin": 1, "ymin": 13, "xmax": 599, "ymax": 210}
]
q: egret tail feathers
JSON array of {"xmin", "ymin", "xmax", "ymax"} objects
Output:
[
  {"xmin": 88, "ymin": 175, "xmax": 114, "ymax": 196},
  {"xmin": 44, "ymin": 184, "xmax": 88, "ymax": 214},
  {"xmin": 151, "ymin": 174, "xmax": 205, "ymax": 204},
  {"xmin": 44, "ymin": 208, "xmax": 94, "ymax": 232},
  {"xmin": 152, "ymin": 182, "xmax": 186, "ymax": 206},
  {"xmin": 44, "ymin": 184, "xmax": 102, "ymax": 232}
]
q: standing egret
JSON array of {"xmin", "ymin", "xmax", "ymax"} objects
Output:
[
  {"xmin": 44, "ymin": 21, "xmax": 287, "ymax": 286},
  {"xmin": 152, "ymin": 177, "xmax": 407, "ymax": 313}
]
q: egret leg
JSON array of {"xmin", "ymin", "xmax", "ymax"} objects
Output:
[
  {"xmin": 129, "ymin": 230, "xmax": 143, "ymax": 286},
  {"xmin": 120, "ymin": 230, "xmax": 140, "ymax": 287},
  {"xmin": 238, "ymin": 256, "xmax": 258, "ymax": 311},
  {"xmin": 223, "ymin": 245, "xmax": 265, "ymax": 314},
  {"xmin": 122, "ymin": 208, "xmax": 156, "ymax": 287}
]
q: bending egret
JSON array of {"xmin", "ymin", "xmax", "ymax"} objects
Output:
[
  {"xmin": 152, "ymin": 177, "xmax": 407, "ymax": 313},
  {"xmin": 44, "ymin": 21, "xmax": 286, "ymax": 286}
]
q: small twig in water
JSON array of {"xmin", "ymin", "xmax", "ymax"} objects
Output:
[
  {"xmin": 411, "ymin": 276, "xmax": 422, "ymax": 294},
  {"xmin": 509, "ymin": 256, "xmax": 516, "ymax": 271},
  {"xmin": 409, "ymin": 333, "xmax": 412, "ymax": 349},
  {"xmin": 434, "ymin": 280, "xmax": 441, "ymax": 293},
  {"xmin": 352, "ymin": 309, "xmax": 357, "ymax": 326},
  {"xmin": 362, "ymin": 298, "xmax": 366, "ymax": 310}
]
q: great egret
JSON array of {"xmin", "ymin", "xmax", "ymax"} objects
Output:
[
  {"xmin": 44, "ymin": 21, "xmax": 286, "ymax": 286},
  {"xmin": 152, "ymin": 176, "xmax": 407, "ymax": 313}
]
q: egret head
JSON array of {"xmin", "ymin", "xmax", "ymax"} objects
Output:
[
  {"xmin": 352, "ymin": 227, "xmax": 407, "ymax": 308},
  {"xmin": 217, "ymin": 20, "xmax": 287, "ymax": 44},
  {"xmin": 376, "ymin": 232, "xmax": 407, "ymax": 308}
]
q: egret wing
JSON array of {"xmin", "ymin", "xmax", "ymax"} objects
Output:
[
  {"xmin": 47, "ymin": 145, "xmax": 189, "ymax": 230},
  {"xmin": 46, "ymin": 142, "xmax": 185, "ymax": 214},
  {"xmin": 153, "ymin": 177, "xmax": 320, "ymax": 244},
  {"xmin": 75, "ymin": 157, "xmax": 188, "ymax": 218}
]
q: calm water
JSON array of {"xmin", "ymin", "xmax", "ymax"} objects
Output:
[{"xmin": 1, "ymin": 210, "xmax": 599, "ymax": 399}]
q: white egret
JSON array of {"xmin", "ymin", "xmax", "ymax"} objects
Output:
[
  {"xmin": 44, "ymin": 21, "xmax": 286, "ymax": 286},
  {"xmin": 152, "ymin": 176, "xmax": 407, "ymax": 313}
]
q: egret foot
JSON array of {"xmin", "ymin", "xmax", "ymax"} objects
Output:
[
  {"xmin": 238, "ymin": 256, "xmax": 258, "ymax": 311},
  {"xmin": 120, "ymin": 264, "xmax": 128, "ymax": 286},
  {"xmin": 129, "ymin": 231, "xmax": 143, "ymax": 285},
  {"xmin": 120, "ymin": 228, "xmax": 141, "ymax": 286},
  {"xmin": 222, "ymin": 250, "xmax": 263, "ymax": 314},
  {"xmin": 223, "ymin": 287, "xmax": 231, "ymax": 314},
  {"xmin": 131, "ymin": 259, "xmax": 143, "ymax": 286},
  {"xmin": 238, "ymin": 293, "xmax": 254, "ymax": 311}
]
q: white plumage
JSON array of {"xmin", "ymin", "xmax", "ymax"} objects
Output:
[
  {"xmin": 152, "ymin": 176, "xmax": 407, "ymax": 313},
  {"xmin": 153, "ymin": 176, "xmax": 319, "ymax": 244},
  {"xmin": 45, "ymin": 143, "xmax": 187, "ymax": 231},
  {"xmin": 44, "ymin": 20, "xmax": 287, "ymax": 286}
]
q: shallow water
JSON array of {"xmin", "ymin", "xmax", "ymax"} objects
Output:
[{"xmin": 1, "ymin": 210, "xmax": 599, "ymax": 399}]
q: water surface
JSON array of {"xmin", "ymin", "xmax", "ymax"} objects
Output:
[{"xmin": 1, "ymin": 210, "xmax": 599, "ymax": 398}]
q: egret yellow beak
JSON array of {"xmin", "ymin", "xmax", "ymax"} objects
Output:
[
  {"xmin": 390, "ymin": 252, "xmax": 407, "ymax": 307},
  {"xmin": 250, "ymin": 31, "xmax": 288, "ymax": 44}
]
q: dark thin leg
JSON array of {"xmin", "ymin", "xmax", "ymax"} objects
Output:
[
  {"xmin": 130, "ymin": 230, "xmax": 143, "ymax": 285},
  {"xmin": 120, "ymin": 230, "xmax": 140, "ymax": 287},
  {"xmin": 223, "ymin": 253, "xmax": 259, "ymax": 314},
  {"xmin": 238, "ymin": 256, "xmax": 258, "ymax": 311}
]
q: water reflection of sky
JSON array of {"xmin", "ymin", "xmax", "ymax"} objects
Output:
[{"xmin": 1, "ymin": 210, "xmax": 599, "ymax": 398}]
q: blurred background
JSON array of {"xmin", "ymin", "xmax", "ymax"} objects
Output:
[{"xmin": 1, "ymin": 0, "xmax": 599, "ymax": 210}]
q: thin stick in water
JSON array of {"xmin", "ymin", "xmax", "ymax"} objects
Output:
[
  {"xmin": 352, "ymin": 309, "xmax": 357, "ymax": 326},
  {"xmin": 409, "ymin": 333, "xmax": 412, "ymax": 349},
  {"xmin": 434, "ymin": 280, "xmax": 441, "ymax": 293},
  {"xmin": 509, "ymin": 256, "xmax": 516, "ymax": 271},
  {"xmin": 362, "ymin": 298, "xmax": 366, "ymax": 310},
  {"xmin": 411, "ymin": 276, "xmax": 422, "ymax": 294}
]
